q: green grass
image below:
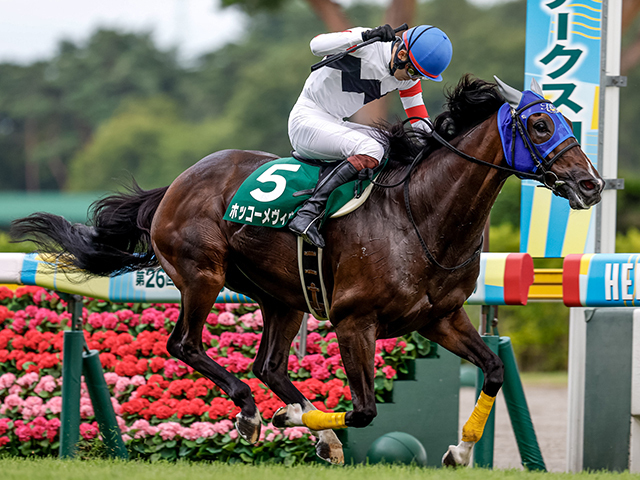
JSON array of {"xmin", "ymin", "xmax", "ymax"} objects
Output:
[{"xmin": 0, "ymin": 457, "xmax": 637, "ymax": 480}]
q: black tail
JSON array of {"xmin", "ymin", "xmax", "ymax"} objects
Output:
[{"xmin": 10, "ymin": 181, "xmax": 169, "ymax": 276}]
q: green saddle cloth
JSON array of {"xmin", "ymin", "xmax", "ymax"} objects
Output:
[{"xmin": 223, "ymin": 157, "xmax": 375, "ymax": 228}]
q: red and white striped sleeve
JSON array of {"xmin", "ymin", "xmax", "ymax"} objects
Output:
[{"xmin": 399, "ymin": 81, "xmax": 428, "ymax": 125}]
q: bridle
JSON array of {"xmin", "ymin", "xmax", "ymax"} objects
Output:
[{"xmin": 369, "ymin": 97, "xmax": 580, "ymax": 271}]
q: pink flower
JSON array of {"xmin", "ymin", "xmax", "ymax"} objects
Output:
[
  {"xmin": 164, "ymin": 359, "xmax": 192, "ymax": 378},
  {"xmin": 229, "ymin": 428, "xmax": 239, "ymax": 440},
  {"xmin": 283, "ymin": 426, "xmax": 309, "ymax": 440},
  {"xmin": 0, "ymin": 418, "xmax": 11, "ymax": 435},
  {"xmin": 157, "ymin": 421, "xmax": 184, "ymax": 440},
  {"xmin": 0, "ymin": 373, "xmax": 16, "ymax": 389},
  {"xmin": 45, "ymin": 396, "xmax": 63, "ymax": 414},
  {"xmin": 224, "ymin": 303, "xmax": 241, "ymax": 312},
  {"xmin": 130, "ymin": 419, "xmax": 158, "ymax": 439},
  {"xmin": 211, "ymin": 419, "xmax": 234, "ymax": 434},
  {"xmin": 80, "ymin": 397, "xmax": 94, "ymax": 419},
  {"xmin": 80, "ymin": 422, "xmax": 99, "ymax": 440},
  {"xmin": 217, "ymin": 312, "xmax": 237, "ymax": 326},
  {"xmin": 12, "ymin": 315, "xmax": 26, "ymax": 334},
  {"xmin": 8, "ymin": 385, "xmax": 22, "ymax": 395},
  {"xmin": 14, "ymin": 421, "xmax": 32, "ymax": 442},
  {"xmin": 3, "ymin": 394, "xmax": 24, "ymax": 409},
  {"xmin": 116, "ymin": 415, "xmax": 127, "ymax": 433},
  {"xmin": 206, "ymin": 313, "xmax": 218, "ymax": 325},
  {"xmin": 87, "ymin": 312, "xmax": 104, "ymax": 329},
  {"xmin": 130, "ymin": 375, "xmax": 146, "ymax": 387},
  {"xmin": 103, "ymin": 372, "xmax": 120, "ymax": 385},
  {"xmin": 16, "ymin": 372, "xmax": 39, "ymax": 388},
  {"xmin": 22, "ymin": 396, "xmax": 45, "ymax": 419},
  {"xmin": 115, "ymin": 377, "xmax": 131, "ymax": 394},
  {"xmin": 306, "ymin": 315, "xmax": 320, "ymax": 331},
  {"xmin": 326, "ymin": 342, "xmax": 340, "ymax": 356},
  {"xmin": 46, "ymin": 418, "xmax": 60, "ymax": 441},
  {"xmin": 288, "ymin": 355, "xmax": 300, "ymax": 373},
  {"xmin": 238, "ymin": 312, "xmax": 263, "ymax": 329},
  {"xmin": 382, "ymin": 365, "xmax": 397, "ymax": 379},
  {"xmin": 34, "ymin": 375, "xmax": 57, "ymax": 394},
  {"xmin": 182, "ymin": 422, "xmax": 219, "ymax": 440},
  {"xmin": 111, "ymin": 397, "xmax": 122, "ymax": 415}
]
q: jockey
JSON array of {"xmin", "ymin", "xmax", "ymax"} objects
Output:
[{"xmin": 288, "ymin": 24, "xmax": 453, "ymax": 248}]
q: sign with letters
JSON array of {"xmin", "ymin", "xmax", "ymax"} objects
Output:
[
  {"xmin": 563, "ymin": 254, "xmax": 640, "ymax": 307},
  {"xmin": 520, "ymin": 0, "xmax": 603, "ymax": 257}
]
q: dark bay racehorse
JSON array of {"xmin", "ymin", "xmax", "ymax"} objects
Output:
[{"xmin": 11, "ymin": 75, "xmax": 603, "ymax": 467}]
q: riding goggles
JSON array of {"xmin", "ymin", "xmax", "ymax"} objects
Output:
[{"xmin": 406, "ymin": 62, "xmax": 425, "ymax": 80}]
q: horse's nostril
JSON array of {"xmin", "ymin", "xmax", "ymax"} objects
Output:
[{"xmin": 581, "ymin": 180, "xmax": 596, "ymax": 191}]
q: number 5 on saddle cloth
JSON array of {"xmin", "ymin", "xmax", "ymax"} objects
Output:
[{"xmin": 223, "ymin": 157, "xmax": 386, "ymax": 228}]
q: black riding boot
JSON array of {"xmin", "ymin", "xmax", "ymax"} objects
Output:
[{"xmin": 289, "ymin": 160, "xmax": 359, "ymax": 248}]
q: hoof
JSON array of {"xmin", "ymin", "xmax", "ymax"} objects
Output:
[
  {"xmin": 316, "ymin": 437, "xmax": 345, "ymax": 465},
  {"xmin": 441, "ymin": 441, "xmax": 473, "ymax": 467},
  {"xmin": 272, "ymin": 403, "xmax": 304, "ymax": 428},
  {"xmin": 235, "ymin": 410, "xmax": 262, "ymax": 444}
]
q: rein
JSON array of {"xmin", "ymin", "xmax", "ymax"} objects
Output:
[{"xmin": 369, "ymin": 100, "xmax": 579, "ymax": 271}]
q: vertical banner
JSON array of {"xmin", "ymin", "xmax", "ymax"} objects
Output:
[{"xmin": 521, "ymin": 0, "xmax": 603, "ymax": 257}]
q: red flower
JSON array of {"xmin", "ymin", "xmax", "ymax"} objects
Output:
[
  {"xmin": 176, "ymin": 398, "xmax": 206, "ymax": 418},
  {"xmin": 0, "ymin": 306, "xmax": 14, "ymax": 322},
  {"xmin": 207, "ymin": 397, "xmax": 235, "ymax": 420},
  {"xmin": 257, "ymin": 397, "xmax": 285, "ymax": 419},
  {"xmin": 0, "ymin": 286, "xmax": 14, "ymax": 301},
  {"xmin": 150, "ymin": 357, "xmax": 165, "ymax": 373},
  {"xmin": 121, "ymin": 397, "xmax": 150, "ymax": 416}
]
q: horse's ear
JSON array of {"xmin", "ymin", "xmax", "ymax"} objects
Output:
[
  {"xmin": 530, "ymin": 77, "xmax": 544, "ymax": 97},
  {"xmin": 494, "ymin": 75, "xmax": 522, "ymax": 109}
]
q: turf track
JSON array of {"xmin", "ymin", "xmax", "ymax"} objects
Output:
[{"xmin": 0, "ymin": 457, "xmax": 637, "ymax": 480}]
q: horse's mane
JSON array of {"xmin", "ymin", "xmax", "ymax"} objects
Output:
[{"xmin": 378, "ymin": 74, "xmax": 506, "ymax": 165}]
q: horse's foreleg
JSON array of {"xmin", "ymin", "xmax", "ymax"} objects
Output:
[
  {"xmin": 336, "ymin": 317, "xmax": 378, "ymax": 428},
  {"xmin": 166, "ymin": 280, "xmax": 261, "ymax": 444},
  {"xmin": 253, "ymin": 301, "xmax": 343, "ymax": 464},
  {"xmin": 276, "ymin": 317, "xmax": 377, "ymax": 431},
  {"xmin": 419, "ymin": 307, "xmax": 503, "ymax": 467}
]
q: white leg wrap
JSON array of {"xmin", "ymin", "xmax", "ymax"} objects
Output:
[{"xmin": 442, "ymin": 440, "xmax": 474, "ymax": 467}]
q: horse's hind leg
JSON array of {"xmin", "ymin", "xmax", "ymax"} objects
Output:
[
  {"xmin": 252, "ymin": 300, "xmax": 344, "ymax": 464},
  {"xmin": 419, "ymin": 307, "xmax": 504, "ymax": 467},
  {"xmin": 165, "ymin": 276, "xmax": 261, "ymax": 443}
]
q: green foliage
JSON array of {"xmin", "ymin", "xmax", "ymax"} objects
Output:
[
  {"xmin": 497, "ymin": 303, "xmax": 570, "ymax": 372},
  {"xmin": 66, "ymin": 96, "xmax": 227, "ymax": 190},
  {"xmin": 0, "ymin": 232, "xmax": 33, "ymax": 253},
  {"xmin": 487, "ymin": 223, "xmax": 520, "ymax": 253},
  {"xmin": 616, "ymin": 227, "xmax": 640, "ymax": 253}
]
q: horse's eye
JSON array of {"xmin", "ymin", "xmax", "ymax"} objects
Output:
[{"xmin": 534, "ymin": 121, "xmax": 549, "ymax": 133}]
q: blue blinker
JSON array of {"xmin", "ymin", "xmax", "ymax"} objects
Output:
[{"xmin": 497, "ymin": 91, "xmax": 575, "ymax": 174}]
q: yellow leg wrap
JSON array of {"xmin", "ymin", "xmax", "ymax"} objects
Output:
[
  {"xmin": 461, "ymin": 391, "xmax": 496, "ymax": 443},
  {"xmin": 301, "ymin": 410, "xmax": 347, "ymax": 430}
]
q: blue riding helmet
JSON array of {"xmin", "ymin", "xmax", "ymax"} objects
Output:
[{"xmin": 402, "ymin": 25, "xmax": 453, "ymax": 82}]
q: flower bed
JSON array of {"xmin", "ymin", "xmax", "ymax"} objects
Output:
[{"xmin": 0, "ymin": 286, "xmax": 422, "ymax": 463}]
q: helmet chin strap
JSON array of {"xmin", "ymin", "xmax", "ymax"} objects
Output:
[{"xmin": 389, "ymin": 37, "xmax": 409, "ymax": 76}]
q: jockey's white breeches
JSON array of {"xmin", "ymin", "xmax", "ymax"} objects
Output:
[{"xmin": 288, "ymin": 97, "xmax": 384, "ymax": 164}]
